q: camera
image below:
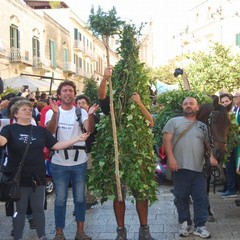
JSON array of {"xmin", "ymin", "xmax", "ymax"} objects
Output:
[{"xmin": 174, "ymin": 68, "xmax": 183, "ymax": 77}]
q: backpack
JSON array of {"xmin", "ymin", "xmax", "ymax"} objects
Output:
[{"xmin": 42, "ymin": 105, "xmax": 86, "ymax": 162}]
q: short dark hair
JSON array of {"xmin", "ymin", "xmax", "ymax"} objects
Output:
[
  {"xmin": 219, "ymin": 93, "xmax": 233, "ymax": 101},
  {"xmin": 57, "ymin": 80, "xmax": 77, "ymax": 96},
  {"xmin": 75, "ymin": 94, "xmax": 91, "ymax": 106}
]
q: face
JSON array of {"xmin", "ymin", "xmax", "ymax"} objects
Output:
[
  {"xmin": 182, "ymin": 97, "xmax": 199, "ymax": 116},
  {"xmin": 58, "ymin": 85, "xmax": 75, "ymax": 105},
  {"xmin": 76, "ymin": 98, "xmax": 89, "ymax": 111},
  {"xmin": 15, "ymin": 105, "xmax": 33, "ymax": 120},
  {"xmin": 220, "ymin": 96, "xmax": 231, "ymax": 107},
  {"xmin": 234, "ymin": 93, "xmax": 240, "ymax": 107}
]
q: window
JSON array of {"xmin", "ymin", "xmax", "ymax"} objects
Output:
[
  {"xmin": 79, "ymin": 57, "xmax": 82, "ymax": 68},
  {"xmin": 236, "ymin": 33, "xmax": 240, "ymax": 47},
  {"xmin": 10, "ymin": 24, "xmax": 20, "ymax": 48},
  {"xmin": 49, "ymin": 39, "xmax": 57, "ymax": 68},
  {"xmin": 63, "ymin": 48, "xmax": 68, "ymax": 62},
  {"xmin": 32, "ymin": 37, "xmax": 40, "ymax": 57},
  {"xmin": 74, "ymin": 28, "xmax": 78, "ymax": 40}
]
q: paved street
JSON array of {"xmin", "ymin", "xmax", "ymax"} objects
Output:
[{"xmin": 1, "ymin": 183, "xmax": 240, "ymax": 240}]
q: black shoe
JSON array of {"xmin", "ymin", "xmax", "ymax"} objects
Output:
[
  {"xmin": 10, "ymin": 229, "xmax": 14, "ymax": 236},
  {"xmin": 235, "ymin": 199, "xmax": 240, "ymax": 204},
  {"xmin": 29, "ymin": 219, "xmax": 36, "ymax": 230},
  {"xmin": 235, "ymin": 200, "xmax": 240, "ymax": 207}
]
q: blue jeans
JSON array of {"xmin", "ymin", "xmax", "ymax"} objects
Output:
[
  {"xmin": 173, "ymin": 169, "xmax": 209, "ymax": 227},
  {"xmin": 225, "ymin": 148, "xmax": 236, "ymax": 193},
  {"xmin": 51, "ymin": 162, "xmax": 87, "ymax": 229}
]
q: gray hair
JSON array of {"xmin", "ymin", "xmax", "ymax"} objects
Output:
[{"xmin": 10, "ymin": 99, "xmax": 33, "ymax": 119}]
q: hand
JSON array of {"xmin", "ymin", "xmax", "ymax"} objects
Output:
[
  {"xmin": 103, "ymin": 66, "xmax": 113, "ymax": 81},
  {"xmin": 168, "ymin": 158, "xmax": 178, "ymax": 172},
  {"xmin": 79, "ymin": 132, "xmax": 90, "ymax": 141},
  {"xmin": 49, "ymin": 99, "xmax": 59, "ymax": 114},
  {"xmin": 210, "ymin": 156, "xmax": 218, "ymax": 167},
  {"xmin": 131, "ymin": 92, "xmax": 141, "ymax": 104},
  {"xmin": 88, "ymin": 104, "xmax": 99, "ymax": 115}
]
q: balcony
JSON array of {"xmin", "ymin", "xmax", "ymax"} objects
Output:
[
  {"xmin": 73, "ymin": 40, "xmax": 85, "ymax": 53},
  {"xmin": 75, "ymin": 67, "xmax": 85, "ymax": 77},
  {"xmin": 10, "ymin": 48, "xmax": 32, "ymax": 66},
  {"xmin": 32, "ymin": 56, "xmax": 50, "ymax": 72},
  {"xmin": 0, "ymin": 47, "xmax": 7, "ymax": 58},
  {"xmin": 63, "ymin": 62, "xmax": 76, "ymax": 74},
  {"xmin": 83, "ymin": 47, "xmax": 93, "ymax": 58},
  {"xmin": 75, "ymin": 68, "xmax": 92, "ymax": 78}
]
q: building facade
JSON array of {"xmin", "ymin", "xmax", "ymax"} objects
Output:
[
  {"xmin": 0, "ymin": 0, "xmax": 120, "ymax": 94},
  {"xmin": 175, "ymin": 0, "xmax": 240, "ymax": 57}
]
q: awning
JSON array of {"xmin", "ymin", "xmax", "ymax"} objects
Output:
[{"xmin": 3, "ymin": 76, "xmax": 60, "ymax": 92}]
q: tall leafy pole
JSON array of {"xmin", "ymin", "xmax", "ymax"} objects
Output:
[{"xmin": 88, "ymin": 6, "xmax": 124, "ymax": 201}]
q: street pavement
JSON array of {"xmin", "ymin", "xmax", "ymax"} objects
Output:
[{"xmin": 0, "ymin": 182, "xmax": 240, "ymax": 240}]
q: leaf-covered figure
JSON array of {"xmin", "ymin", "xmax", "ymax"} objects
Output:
[{"xmin": 89, "ymin": 23, "xmax": 157, "ymax": 204}]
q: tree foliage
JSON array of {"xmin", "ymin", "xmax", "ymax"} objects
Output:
[
  {"xmin": 152, "ymin": 90, "xmax": 212, "ymax": 146},
  {"xmin": 88, "ymin": 6, "xmax": 124, "ymax": 37},
  {"xmin": 82, "ymin": 77, "xmax": 99, "ymax": 105},
  {"xmin": 151, "ymin": 42, "xmax": 240, "ymax": 95},
  {"xmin": 186, "ymin": 42, "xmax": 240, "ymax": 94},
  {"xmin": 89, "ymin": 23, "xmax": 157, "ymax": 204}
]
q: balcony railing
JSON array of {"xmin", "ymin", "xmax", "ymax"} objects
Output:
[
  {"xmin": 73, "ymin": 40, "xmax": 85, "ymax": 52},
  {"xmin": 32, "ymin": 56, "xmax": 50, "ymax": 71},
  {"xmin": 10, "ymin": 48, "xmax": 32, "ymax": 66},
  {"xmin": 75, "ymin": 67, "xmax": 85, "ymax": 77},
  {"xmin": 63, "ymin": 62, "xmax": 76, "ymax": 74}
]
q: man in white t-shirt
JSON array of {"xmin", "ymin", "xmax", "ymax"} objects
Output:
[{"xmin": 45, "ymin": 80, "xmax": 98, "ymax": 240}]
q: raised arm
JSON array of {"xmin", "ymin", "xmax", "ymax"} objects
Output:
[
  {"xmin": 83, "ymin": 104, "xmax": 99, "ymax": 133},
  {"xmin": 45, "ymin": 99, "xmax": 59, "ymax": 134},
  {"xmin": 131, "ymin": 92, "xmax": 154, "ymax": 127},
  {"xmin": 98, "ymin": 67, "xmax": 113, "ymax": 100}
]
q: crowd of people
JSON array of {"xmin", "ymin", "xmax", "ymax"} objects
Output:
[{"xmin": 0, "ymin": 68, "xmax": 240, "ymax": 240}]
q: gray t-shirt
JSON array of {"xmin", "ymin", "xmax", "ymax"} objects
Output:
[{"xmin": 162, "ymin": 116, "xmax": 208, "ymax": 172}]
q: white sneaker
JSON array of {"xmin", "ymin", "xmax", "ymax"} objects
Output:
[
  {"xmin": 179, "ymin": 221, "xmax": 192, "ymax": 237},
  {"xmin": 193, "ymin": 226, "xmax": 211, "ymax": 238}
]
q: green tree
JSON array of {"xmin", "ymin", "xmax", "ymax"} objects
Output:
[
  {"xmin": 186, "ymin": 42, "xmax": 240, "ymax": 94},
  {"xmin": 149, "ymin": 42, "xmax": 240, "ymax": 95},
  {"xmin": 89, "ymin": 23, "xmax": 157, "ymax": 204},
  {"xmin": 152, "ymin": 90, "xmax": 212, "ymax": 146},
  {"xmin": 82, "ymin": 77, "xmax": 98, "ymax": 105}
]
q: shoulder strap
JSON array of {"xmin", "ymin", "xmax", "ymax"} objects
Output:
[
  {"xmin": 173, "ymin": 120, "xmax": 196, "ymax": 151},
  {"xmin": 75, "ymin": 107, "xmax": 84, "ymax": 133},
  {"xmin": 20, "ymin": 125, "xmax": 33, "ymax": 166}
]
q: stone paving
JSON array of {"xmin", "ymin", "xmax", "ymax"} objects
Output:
[{"xmin": 0, "ymin": 183, "xmax": 240, "ymax": 240}]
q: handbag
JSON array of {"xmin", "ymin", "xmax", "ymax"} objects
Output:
[{"xmin": 0, "ymin": 125, "xmax": 33, "ymax": 202}]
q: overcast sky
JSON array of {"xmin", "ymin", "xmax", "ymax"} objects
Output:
[{"xmin": 65, "ymin": 0, "xmax": 200, "ymax": 65}]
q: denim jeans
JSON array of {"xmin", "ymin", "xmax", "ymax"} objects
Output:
[
  {"xmin": 225, "ymin": 148, "xmax": 236, "ymax": 193},
  {"xmin": 51, "ymin": 162, "xmax": 87, "ymax": 228},
  {"xmin": 173, "ymin": 169, "xmax": 209, "ymax": 227}
]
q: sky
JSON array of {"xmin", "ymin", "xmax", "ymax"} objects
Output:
[{"xmin": 65, "ymin": 0, "xmax": 199, "ymax": 65}]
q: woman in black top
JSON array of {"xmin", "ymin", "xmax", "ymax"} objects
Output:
[{"xmin": 0, "ymin": 99, "xmax": 89, "ymax": 240}]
